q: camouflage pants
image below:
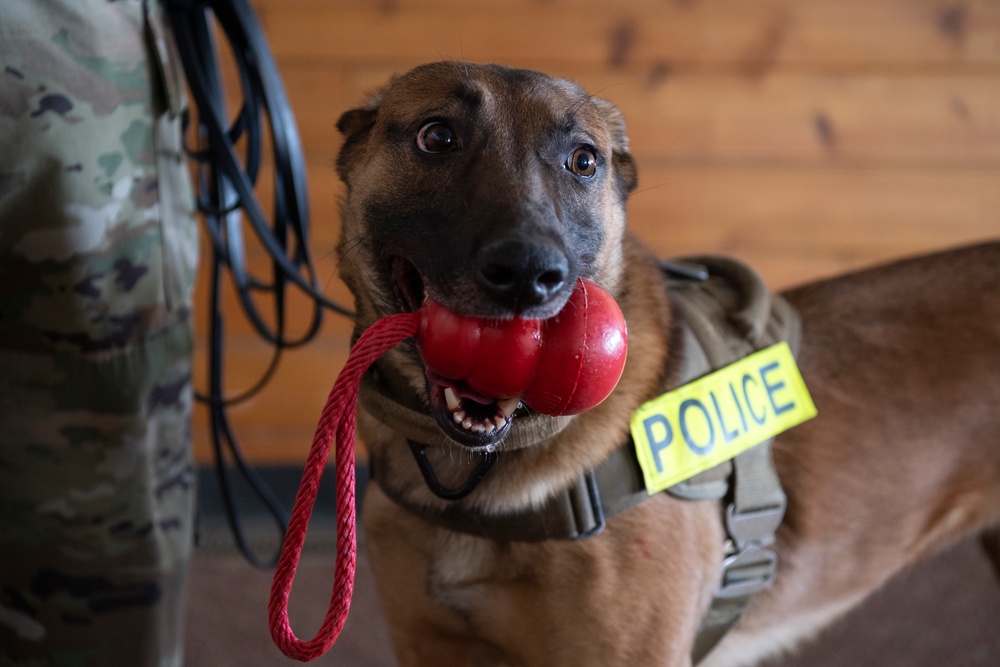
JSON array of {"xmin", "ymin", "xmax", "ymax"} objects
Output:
[{"xmin": 0, "ymin": 1, "xmax": 197, "ymax": 665}]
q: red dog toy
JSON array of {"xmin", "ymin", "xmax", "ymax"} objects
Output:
[
  {"xmin": 269, "ymin": 278, "xmax": 627, "ymax": 661},
  {"xmin": 418, "ymin": 277, "xmax": 628, "ymax": 414}
]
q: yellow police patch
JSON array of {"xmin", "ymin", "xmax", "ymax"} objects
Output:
[{"xmin": 631, "ymin": 342, "xmax": 816, "ymax": 495}]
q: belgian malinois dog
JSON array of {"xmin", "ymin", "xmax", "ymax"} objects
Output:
[{"xmin": 333, "ymin": 61, "xmax": 1000, "ymax": 666}]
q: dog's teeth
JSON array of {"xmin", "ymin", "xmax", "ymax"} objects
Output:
[
  {"xmin": 445, "ymin": 390, "xmax": 513, "ymax": 434},
  {"xmin": 498, "ymin": 397, "xmax": 521, "ymax": 417},
  {"xmin": 444, "ymin": 387, "xmax": 461, "ymax": 411}
]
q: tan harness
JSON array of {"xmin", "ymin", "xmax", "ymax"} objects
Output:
[{"xmin": 364, "ymin": 256, "xmax": 801, "ymax": 664}]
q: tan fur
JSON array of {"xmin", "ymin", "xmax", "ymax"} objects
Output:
[{"xmin": 335, "ymin": 62, "xmax": 1000, "ymax": 666}]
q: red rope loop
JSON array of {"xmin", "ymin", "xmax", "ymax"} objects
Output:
[{"xmin": 268, "ymin": 312, "xmax": 421, "ymax": 661}]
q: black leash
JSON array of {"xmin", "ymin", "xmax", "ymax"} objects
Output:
[{"xmin": 165, "ymin": 0, "xmax": 353, "ymax": 568}]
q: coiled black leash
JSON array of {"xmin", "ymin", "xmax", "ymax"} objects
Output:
[{"xmin": 165, "ymin": 0, "xmax": 353, "ymax": 568}]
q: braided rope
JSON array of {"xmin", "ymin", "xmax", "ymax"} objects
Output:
[{"xmin": 268, "ymin": 312, "xmax": 420, "ymax": 661}]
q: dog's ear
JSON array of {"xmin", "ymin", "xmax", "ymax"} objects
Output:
[
  {"xmin": 335, "ymin": 104, "xmax": 378, "ymax": 181},
  {"xmin": 336, "ymin": 107, "xmax": 377, "ymax": 139},
  {"xmin": 592, "ymin": 97, "xmax": 638, "ymax": 194},
  {"xmin": 336, "ymin": 79, "xmax": 397, "ymax": 180}
]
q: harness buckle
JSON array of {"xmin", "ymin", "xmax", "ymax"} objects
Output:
[
  {"xmin": 715, "ymin": 498, "xmax": 785, "ymax": 600},
  {"xmin": 716, "ymin": 545, "xmax": 778, "ymax": 600},
  {"xmin": 724, "ymin": 496, "xmax": 786, "ymax": 550}
]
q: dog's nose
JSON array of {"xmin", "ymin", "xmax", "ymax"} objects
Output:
[{"xmin": 477, "ymin": 238, "xmax": 569, "ymax": 311}]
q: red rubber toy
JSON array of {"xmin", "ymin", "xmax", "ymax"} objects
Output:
[{"xmin": 416, "ymin": 277, "xmax": 628, "ymax": 415}]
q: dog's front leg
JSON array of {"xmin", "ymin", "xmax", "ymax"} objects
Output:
[
  {"xmin": 365, "ymin": 487, "xmax": 720, "ymax": 666},
  {"xmin": 362, "ymin": 488, "xmax": 505, "ymax": 666}
]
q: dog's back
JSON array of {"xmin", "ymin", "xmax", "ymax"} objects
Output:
[{"xmin": 702, "ymin": 241, "xmax": 1000, "ymax": 666}]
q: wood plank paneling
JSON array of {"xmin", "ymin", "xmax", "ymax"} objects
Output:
[
  {"xmin": 610, "ymin": 73, "xmax": 1000, "ymax": 164},
  {"xmin": 254, "ymin": 0, "xmax": 1000, "ymax": 69},
  {"xmin": 627, "ymin": 166, "xmax": 1000, "ymax": 285}
]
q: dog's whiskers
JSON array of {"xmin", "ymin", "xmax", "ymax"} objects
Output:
[
  {"xmin": 335, "ymin": 233, "xmax": 370, "ymax": 269},
  {"xmin": 614, "ymin": 180, "xmax": 674, "ymax": 208}
]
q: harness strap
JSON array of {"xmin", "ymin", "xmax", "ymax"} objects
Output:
[
  {"xmin": 374, "ymin": 436, "xmax": 649, "ymax": 541},
  {"xmin": 669, "ymin": 256, "xmax": 798, "ymax": 664}
]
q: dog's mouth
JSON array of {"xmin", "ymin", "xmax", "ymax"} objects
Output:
[
  {"xmin": 391, "ymin": 256, "xmax": 524, "ymax": 449},
  {"xmin": 427, "ymin": 371, "xmax": 521, "ymax": 448}
]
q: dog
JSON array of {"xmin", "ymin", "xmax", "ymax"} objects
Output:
[{"xmin": 332, "ymin": 61, "xmax": 1000, "ymax": 666}]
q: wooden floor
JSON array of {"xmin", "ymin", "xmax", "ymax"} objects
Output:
[{"xmin": 190, "ymin": 0, "xmax": 1000, "ymax": 464}]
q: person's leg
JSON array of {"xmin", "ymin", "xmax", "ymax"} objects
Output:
[{"xmin": 0, "ymin": 1, "xmax": 198, "ymax": 664}]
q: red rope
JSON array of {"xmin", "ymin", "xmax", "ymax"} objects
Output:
[{"xmin": 268, "ymin": 311, "xmax": 421, "ymax": 661}]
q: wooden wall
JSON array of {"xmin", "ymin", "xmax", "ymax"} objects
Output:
[{"xmin": 192, "ymin": 0, "xmax": 1000, "ymax": 464}]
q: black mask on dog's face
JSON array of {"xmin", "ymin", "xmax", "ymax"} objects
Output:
[{"xmin": 335, "ymin": 61, "xmax": 636, "ymax": 324}]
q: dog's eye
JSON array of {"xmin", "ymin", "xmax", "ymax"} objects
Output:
[
  {"xmin": 416, "ymin": 121, "xmax": 457, "ymax": 153},
  {"xmin": 567, "ymin": 147, "xmax": 597, "ymax": 177}
]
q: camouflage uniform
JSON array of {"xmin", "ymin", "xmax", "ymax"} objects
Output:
[{"xmin": 0, "ymin": 1, "xmax": 197, "ymax": 665}]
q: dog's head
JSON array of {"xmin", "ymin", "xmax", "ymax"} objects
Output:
[{"xmin": 335, "ymin": 62, "xmax": 637, "ymax": 448}]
